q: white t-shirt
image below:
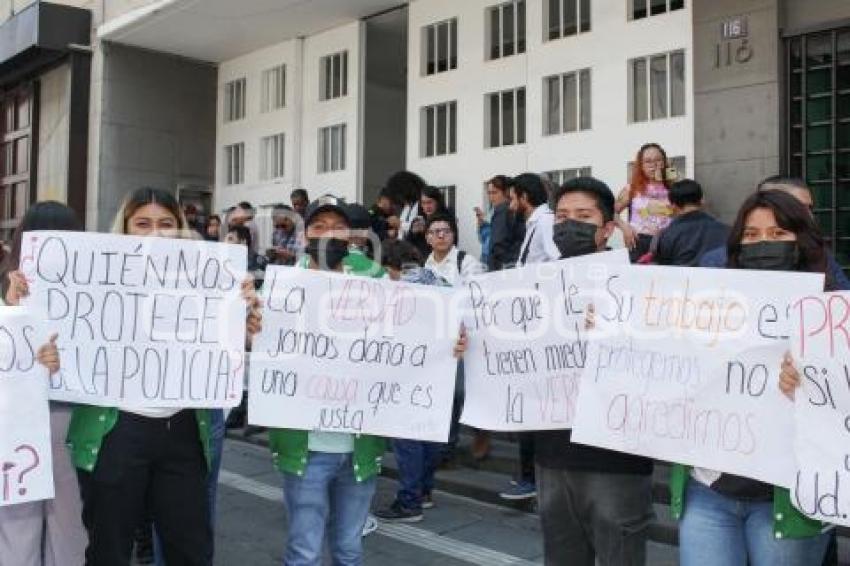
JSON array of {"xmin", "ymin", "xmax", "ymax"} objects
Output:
[
  {"xmin": 516, "ymin": 205, "xmax": 561, "ymax": 266},
  {"xmin": 425, "ymin": 246, "xmax": 486, "ymax": 287}
]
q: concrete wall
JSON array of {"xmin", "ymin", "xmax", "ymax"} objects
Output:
[
  {"xmin": 36, "ymin": 63, "xmax": 71, "ymax": 203},
  {"xmin": 783, "ymin": 0, "xmax": 850, "ymax": 32},
  {"xmin": 95, "ymin": 43, "xmax": 216, "ymax": 230},
  {"xmin": 692, "ymin": 0, "xmax": 781, "ymax": 223},
  {"xmin": 406, "ymin": 0, "xmax": 694, "ymax": 253}
]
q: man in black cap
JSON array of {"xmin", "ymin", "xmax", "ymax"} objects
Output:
[
  {"xmin": 343, "ymin": 203, "xmax": 386, "ymax": 278},
  {"xmin": 267, "ymin": 194, "xmax": 387, "ymax": 565}
]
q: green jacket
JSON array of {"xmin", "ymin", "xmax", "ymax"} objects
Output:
[
  {"xmin": 342, "ymin": 248, "xmax": 386, "ymax": 278},
  {"xmin": 669, "ymin": 464, "xmax": 825, "ymax": 539},
  {"xmin": 67, "ymin": 406, "xmax": 212, "ymax": 472},
  {"xmin": 267, "ymin": 252, "xmax": 387, "ymax": 480}
]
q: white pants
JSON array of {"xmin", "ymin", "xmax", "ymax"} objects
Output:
[{"xmin": 0, "ymin": 404, "xmax": 88, "ymax": 566}]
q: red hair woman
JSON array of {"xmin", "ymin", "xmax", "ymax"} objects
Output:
[{"xmin": 615, "ymin": 143, "xmax": 675, "ymax": 262}]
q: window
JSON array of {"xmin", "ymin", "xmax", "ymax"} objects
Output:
[
  {"xmin": 546, "ymin": 0, "xmax": 591, "ymax": 41},
  {"xmin": 544, "ymin": 167, "xmax": 592, "ymax": 185},
  {"xmin": 422, "ymin": 101, "xmax": 457, "ymax": 157},
  {"xmin": 261, "ymin": 65, "xmax": 286, "ymax": 112},
  {"xmin": 223, "ymin": 78, "xmax": 246, "ymax": 122},
  {"xmin": 486, "ymin": 87, "xmax": 526, "ymax": 148},
  {"xmin": 223, "ymin": 143, "xmax": 244, "ymax": 186},
  {"xmin": 488, "ymin": 1, "xmax": 526, "ymax": 60},
  {"xmin": 544, "ymin": 68, "xmax": 591, "ymax": 135},
  {"xmin": 423, "ymin": 18, "xmax": 458, "ymax": 75},
  {"xmin": 318, "ymin": 124, "xmax": 346, "ymax": 173},
  {"xmin": 0, "ymin": 87, "xmax": 33, "ymax": 241},
  {"xmin": 320, "ymin": 51, "xmax": 348, "ymax": 101},
  {"xmin": 629, "ymin": 50, "xmax": 686, "ymax": 122},
  {"xmin": 630, "ymin": 0, "xmax": 684, "ymax": 21},
  {"xmin": 260, "ymin": 133, "xmax": 285, "ymax": 180},
  {"xmin": 436, "ymin": 185, "xmax": 457, "ymax": 211},
  {"xmin": 787, "ymin": 29, "xmax": 850, "ymax": 274}
]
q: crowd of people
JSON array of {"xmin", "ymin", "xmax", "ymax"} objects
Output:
[{"xmin": 0, "ymin": 140, "xmax": 844, "ymax": 566}]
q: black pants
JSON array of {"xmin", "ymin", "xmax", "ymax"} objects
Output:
[
  {"xmin": 79, "ymin": 410, "xmax": 211, "ymax": 566},
  {"xmin": 629, "ymin": 233, "xmax": 654, "ymax": 263},
  {"xmin": 536, "ymin": 466, "xmax": 653, "ymax": 566},
  {"xmin": 519, "ymin": 433, "xmax": 535, "ymax": 484}
]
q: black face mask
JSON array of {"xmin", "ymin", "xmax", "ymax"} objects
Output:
[
  {"xmin": 737, "ymin": 241, "xmax": 799, "ymax": 271},
  {"xmin": 306, "ymin": 237, "xmax": 349, "ymax": 270},
  {"xmin": 553, "ymin": 219, "xmax": 599, "ymax": 259}
]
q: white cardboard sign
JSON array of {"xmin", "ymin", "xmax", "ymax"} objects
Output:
[
  {"xmin": 248, "ymin": 266, "xmax": 458, "ymax": 442},
  {"xmin": 22, "ymin": 231, "xmax": 248, "ymax": 409},
  {"xmin": 459, "ymin": 250, "xmax": 628, "ymax": 431},
  {"xmin": 572, "ymin": 265, "xmax": 824, "ymax": 488},
  {"xmin": 0, "ymin": 307, "xmax": 54, "ymax": 506}
]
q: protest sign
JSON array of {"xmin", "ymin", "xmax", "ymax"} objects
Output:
[
  {"xmin": 0, "ymin": 307, "xmax": 53, "ymax": 506},
  {"xmin": 790, "ymin": 292, "xmax": 850, "ymax": 525},
  {"xmin": 459, "ymin": 249, "xmax": 627, "ymax": 431},
  {"xmin": 248, "ymin": 266, "xmax": 458, "ymax": 442},
  {"xmin": 21, "ymin": 231, "xmax": 248, "ymax": 409},
  {"xmin": 572, "ymin": 265, "xmax": 824, "ymax": 487}
]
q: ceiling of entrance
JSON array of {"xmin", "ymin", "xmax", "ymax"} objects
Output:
[{"xmin": 98, "ymin": 0, "xmax": 405, "ymax": 63}]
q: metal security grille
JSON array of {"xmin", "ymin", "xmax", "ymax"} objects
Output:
[{"xmin": 786, "ymin": 27, "xmax": 850, "ymax": 273}]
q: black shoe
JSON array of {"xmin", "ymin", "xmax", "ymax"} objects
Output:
[{"xmin": 374, "ymin": 501, "xmax": 423, "ymax": 523}]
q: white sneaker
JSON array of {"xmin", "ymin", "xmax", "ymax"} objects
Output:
[{"xmin": 362, "ymin": 514, "xmax": 379, "ymax": 537}]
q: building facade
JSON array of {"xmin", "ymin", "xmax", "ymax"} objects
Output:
[{"xmin": 0, "ymin": 0, "xmax": 845, "ymax": 265}]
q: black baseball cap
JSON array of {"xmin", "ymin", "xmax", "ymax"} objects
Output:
[
  {"xmin": 304, "ymin": 194, "xmax": 350, "ymax": 226},
  {"xmin": 345, "ymin": 203, "xmax": 372, "ymax": 230}
]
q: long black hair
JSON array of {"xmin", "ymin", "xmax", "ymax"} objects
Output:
[
  {"xmin": 1, "ymin": 201, "xmax": 83, "ymax": 296},
  {"xmin": 727, "ymin": 190, "xmax": 834, "ymax": 289}
]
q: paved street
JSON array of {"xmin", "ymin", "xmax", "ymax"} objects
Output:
[{"xmin": 213, "ymin": 440, "xmax": 679, "ymax": 566}]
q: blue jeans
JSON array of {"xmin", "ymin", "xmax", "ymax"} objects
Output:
[
  {"xmin": 680, "ymin": 480, "xmax": 830, "ymax": 566},
  {"xmin": 393, "ymin": 439, "xmax": 442, "ymax": 511},
  {"xmin": 282, "ymin": 452, "xmax": 377, "ymax": 566},
  {"xmin": 154, "ymin": 409, "xmax": 225, "ymax": 566}
]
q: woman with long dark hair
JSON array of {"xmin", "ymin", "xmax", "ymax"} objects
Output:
[
  {"xmin": 671, "ymin": 190, "xmax": 832, "ymax": 566},
  {"xmin": 0, "ymin": 201, "xmax": 88, "ymax": 566},
  {"xmin": 615, "ymin": 143, "xmax": 675, "ymax": 262},
  {"xmin": 406, "ymin": 186, "xmax": 451, "ymax": 258},
  {"xmin": 65, "ymin": 187, "xmax": 261, "ymax": 565}
]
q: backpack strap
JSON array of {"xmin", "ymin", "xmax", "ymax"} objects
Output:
[{"xmin": 456, "ymin": 250, "xmax": 466, "ymax": 274}]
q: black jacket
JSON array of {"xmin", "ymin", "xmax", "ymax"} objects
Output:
[
  {"xmin": 488, "ymin": 202, "xmax": 525, "ymax": 271},
  {"xmin": 656, "ymin": 210, "xmax": 729, "ymax": 267}
]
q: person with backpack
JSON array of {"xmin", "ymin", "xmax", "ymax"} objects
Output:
[{"xmin": 423, "ymin": 213, "xmax": 484, "ymax": 286}]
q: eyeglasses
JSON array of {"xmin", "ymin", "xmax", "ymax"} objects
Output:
[{"xmin": 427, "ymin": 228, "xmax": 452, "ymax": 237}]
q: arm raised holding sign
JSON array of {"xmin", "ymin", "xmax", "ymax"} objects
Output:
[
  {"xmin": 61, "ymin": 188, "xmax": 263, "ymax": 565},
  {"xmin": 670, "ymin": 190, "xmax": 831, "ymax": 566},
  {"xmin": 0, "ymin": 202, "xmax": 88, "ymax": 566}
]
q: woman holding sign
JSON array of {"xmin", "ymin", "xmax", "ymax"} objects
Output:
[
  {"xmin": 64, "ymin": 187, "xmax": 262, "ymax": 566},
  {"xmin": 672, "ymin": 190, "xmax": 833, "ymax": 566},
  {"xmin": 0, "ymin": 201, "xmax": 88, "ymax": 566}
]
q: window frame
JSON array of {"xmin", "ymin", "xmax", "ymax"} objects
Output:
[
  {"xmin": 487, "ymin": 0, "xmax": 526, "ymax": 60},
  {"xmin": 628, "ymin": 49, "xmax": 686, "ymax": 123},
  {"xmin": 223, "ymin": 78, "xmax": 246, "ymax": 123},
  {"xmin": 223, "ymin": 142, "xmax": 245, "ymax": 186},
  {"xmin": 318, "ymin": 124, "xmax": 347, "ymax": 174},
  {"xmin": 261, "ymin": 64, "xmax": 286, "ymax": 113},
  {"xmin": 629, "ymin": 0, "xmax": 685, "ymax": 21},
  {"xmin": 260, "ymin": 133, "xmax": 286, "ymax": 181},
  {"xmin": 544, "ymin": 166, "xmax": 592, "ymax": 185},
  {"xmin": 319, "ymin": 51, "xmax": 349, "ymax": 101},
  {"xmin": 485, "ymin": 87, "xmax": 527, "ymax": 148},
  {"xmin": 543, "ymin": 68, "xmax": 592, "ymax": 135},
  {"xmin": 545, "ymin": 0, "xmax": 591, "ymax": 42},
  {"xmin": 421, "ymin": 100, "xmax": 458, "ymax": 158},
  {"xmin": 423, "ymin": 18, "xmax": 459, "ymax": 76}
]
